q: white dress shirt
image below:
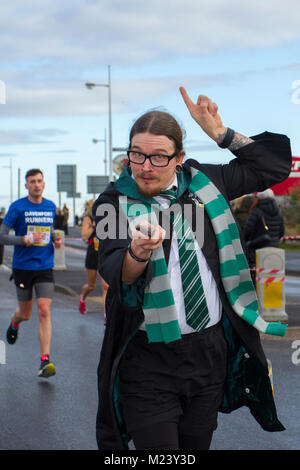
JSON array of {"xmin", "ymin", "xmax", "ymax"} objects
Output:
[{"xmin": 134, "ymin": 176, "xmax": 222, "ymax": 333}]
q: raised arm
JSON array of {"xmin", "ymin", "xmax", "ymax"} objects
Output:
[
  {"xmin": 179, "ymin": 86, "xmax": 254, "ymax": 150},
  {"xmin": 180, "ymin": 86, "xmax": 292, "ymax": 200}
]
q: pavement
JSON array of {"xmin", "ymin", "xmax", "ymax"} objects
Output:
[
  {"xmin": 0, "ymin": 227, "xmax": 299, "ymax": 451},
  {"xmin": 53, "ymin": 226, "xmax": 91, "ymax": 297}
]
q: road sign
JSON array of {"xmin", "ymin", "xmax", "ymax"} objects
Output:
[
  {"xmin": 113, "ymin": 154, "xmax": 128, "ymax": 175},
  {"xmin": 66, "ymin": 191, "xmax": 81, "ymax": 198},
  {"xmin": 87, "ymin": 175, "xmax": 109, "ymax": 195},
  {"xmin": 272, "ymin": 156, "xmax": 300, "ymax": 195},
  {"xmin": 57, "ymin": 164, "xmax": 80, "ymax": 196}
]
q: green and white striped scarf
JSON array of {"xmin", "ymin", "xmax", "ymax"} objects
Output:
[{"xmin": 119, "ymin": 167, "xmax": 287, "ymax": 343}]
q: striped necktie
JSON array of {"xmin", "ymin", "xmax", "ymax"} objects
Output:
[{"xmin": 159, "ymin": 189, "xmax": 210, "ymax": 332}]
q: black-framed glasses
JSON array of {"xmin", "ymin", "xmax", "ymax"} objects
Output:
[{"xmin": 127, "ymin": 149, "xmax": 177, "ymax": 167}]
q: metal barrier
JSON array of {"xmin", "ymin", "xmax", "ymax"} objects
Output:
[{"xmin": 281, "ymin": 236, "xmax": 300, "ymax": 240}]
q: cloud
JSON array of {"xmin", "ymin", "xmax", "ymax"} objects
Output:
[
  {"xmin": 0, "ymin": 152, "xmax": 17, "ymax": 157},
  {"xmin": 33, "ymin": 149, "xmax": 79, "ymax": 154},
  {"xmin": 1, "ymin": 0, "xmax": 300, "ymax": 69},
  {"xmin": 185, "ymin": 141, "xmax": 217, "ymax": 153},
  {"xmin": 0, "ymin": 1, "xmax": 300, "ymax": 120},
  {"xmin": 0, "ymin": 71, "xmax": 239, "ymax": 118},
  {"xmin": 0, "ymin": 129, "xmax": 68, "ymax": 145}
]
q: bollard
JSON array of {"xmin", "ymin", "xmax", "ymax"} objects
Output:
[
  {"xmin": 255, "ymin": 247, "xmax": 288, "ymax": 323},
  {"xmin": 0, "ymin": 340, "xmax": 6, "ymax": 365},
  {"xmin": 53, "ymin": 229, "xmax": 66, "ymax": 271}
]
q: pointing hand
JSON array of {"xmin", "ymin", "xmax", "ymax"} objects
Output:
[{"xmin": 179, "ymin": 87, "xmax": 226, "ymax": 142}]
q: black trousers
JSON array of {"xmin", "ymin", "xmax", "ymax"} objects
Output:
[{"xmin": 119, "ymin": 322, "xmax": 227, "ymax": 450}]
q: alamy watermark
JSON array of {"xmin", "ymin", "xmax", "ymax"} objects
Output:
[
  {"xmin": 95, "ymin": 198, "xmax": 204, "ymax": 250},
  {"xmin": 0, "ymin": 80, "xmax": 6, "ymax": 104},
  {"xmin": 291, "ymin": 80, "xmax": 300, "ymax": 105},
  {"xmin": 291, "ymin": 340, "xmax": 300, "ymax": 365},
  {"xmin": 0, "ymin": 340, "xmax": 6, "ymax": 364}
]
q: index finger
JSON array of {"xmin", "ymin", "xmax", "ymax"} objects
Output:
[{"xmin": 179, "ymin": 86, "xmax": 194, "ymax": 111}]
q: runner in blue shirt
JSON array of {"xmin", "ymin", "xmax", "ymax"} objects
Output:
[{"xmin": 0, "ymin": 169, "xmax": 62, "ymax": 378}]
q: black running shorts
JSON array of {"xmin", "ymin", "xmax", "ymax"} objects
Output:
[
  {"xmin": 85, "ymin": 244, "xmax": 99, "ymax": 270},
  {"xmin": 12, "ymin": 268, "xmax": 55, "ymax": 301}
]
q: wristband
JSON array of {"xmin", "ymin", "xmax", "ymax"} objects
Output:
[
  {"xmin": 23, "ymin": 234, "xmax": 33, "ymax": 247},
  {"xmin": 128, "ymin": 243, "xmax": 151, "ymax": 262},
  {"xmin": 218, "ymin": 127, "xmax": 235, "ymax": 148}
]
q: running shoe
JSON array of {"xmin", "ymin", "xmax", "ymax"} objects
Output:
[
  {"xmin": 6, "ymin": 322, "xmax": 19, "ymax": 345},
  {"xmin": 38, "ymin": 359, "xmax": 56, "ymax": 378},
  {"xmin": 78, "ymin": 294, "xmax": 87, "ymax": 315}
]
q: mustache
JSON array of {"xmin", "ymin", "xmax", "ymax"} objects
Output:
[{"xmin": 138, "ymin": 173, "xmax": 158, "ymax": 180}]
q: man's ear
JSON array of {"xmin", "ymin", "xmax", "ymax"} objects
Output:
[{"xmin": 178, "ymin": 150, "xmax": 185, "ymax": 164}]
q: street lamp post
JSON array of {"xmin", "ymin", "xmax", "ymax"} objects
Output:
[
  {"xmin": 18, "ymin": 168, "xmax": 21, "ymax": 199},
  {"xmin": 92, "ymin": 128, "xmax": 107, "ymax": 176},
  {"xmin": 85, "ymin": 65, "xmax": 113, "ymax": 181},
  {"xmin": 2, "ymin": 157, "xmax": 13, "ymax": 203}
]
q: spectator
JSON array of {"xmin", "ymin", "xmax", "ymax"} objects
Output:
[
  {"xmin": 54, "ymin": 208, "xmax": 65, "ymax": 231},
  {"xmin": 244, "ymin": 189, "xmax": 285, "ymax": 267},
  {"xmin": 234, "ymin": 194, "xmax": 255, "ymax": 232},
  {"xmin": 93, "ymin": 87, "xmax": 291, "ymax": 450},
  {"xmin": 62, "ymin": 204, "xmax": 69, "ymax": 234}
]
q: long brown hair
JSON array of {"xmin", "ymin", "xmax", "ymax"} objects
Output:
[{"xmin": 129, "ymin": 110, "xmax": 185, "ymax": 153}]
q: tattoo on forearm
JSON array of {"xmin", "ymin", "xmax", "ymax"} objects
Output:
[
  {"xmin": 217, "ymin": 130, "xmax": 227, "ymax": 143},
  {"xmin": 228, "ymin": 133, "xmax": 254, "ymax": 151}
]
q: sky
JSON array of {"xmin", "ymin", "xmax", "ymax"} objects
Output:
[{"xmin": 1, "ymin": 0, "xmax": 300, "ymax": 221}]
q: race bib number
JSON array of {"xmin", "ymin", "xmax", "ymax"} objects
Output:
[
  {"xmin": 93, "ymin": 238, "xmax": 99, "ymax": 251},
  {"xmin": 27, "ymin": 226, "xmax": 51, "ymax": 246}
]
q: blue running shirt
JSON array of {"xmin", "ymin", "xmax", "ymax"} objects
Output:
[{"xmin": 3, "ymin": 197, "xmax": 57, "ymax": 270}]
